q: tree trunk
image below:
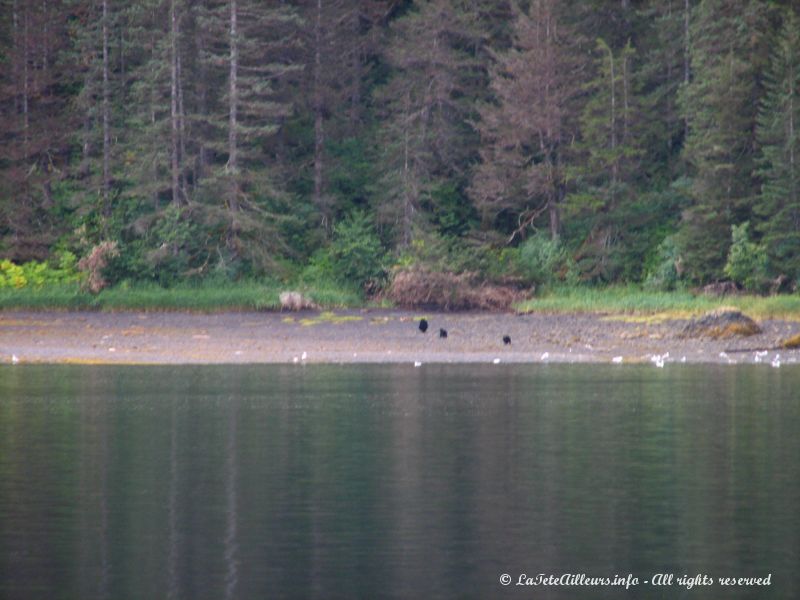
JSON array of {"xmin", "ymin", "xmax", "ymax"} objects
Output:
[
  {"xmin": 195, "ymin": 4, "xmax": 209, "ymax": 186},
  {"xmin": 349, "ymin": 6, "xmax": 362, "ymax": 125},
  {"xmin": 177, "ymin": 50, "xmax": 187, "ymax": 200},
  {"xmin": 228, "ymin": 0, "xmax": 239, "ymax": 211},
  {"xmin": 313, "ymin": 0, "xmax": 326, "ymax": 227},
  {"xmin": 150, "ymin": 6, "xmax": 159, "ymax": 210},
  {"xmin": 402, "ymin": 93, "xmax": 413, "ymax": 247},
  {"xmin": 42, "ymin": 0, "xmax": 49, "ymax": 75},
  {"xmin": 22, "ymin": 1, "xmax": 29, "ymax": 158},
  {"xmin": 603, "ymin": 41, "xmax": 618, "ymax": 190},
  {"xmin": 102, "ymin": 0, "xmax": 111, "ymax": 216},
  {"xmin": 684, "ymin": 0, "xmax": 690, "ymax": 137},
  {"xmin": 12, "ymin": 0, "xmax": 19, "ymax": 115},
  {"xmin": 789, "ymin": 64, "xmax": 796, "ymax": 206},
  {"xmin": 170, "ymin": 0, "xmax": 181, "ymax": 205}
]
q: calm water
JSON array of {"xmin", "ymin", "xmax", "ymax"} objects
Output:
[{"xmin": 0, "ymin": 364, "xmax": 798, "ymax": 599}]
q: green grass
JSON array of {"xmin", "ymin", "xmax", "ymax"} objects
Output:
[
  {"xmin": 0, "ymin": 280, "xmax": 365, "ymax": 312},
  {"xmin": 0, "ymin": 284, "xmax": 94, "ymax": 310},
  {"xmin": 516, "ymin": 285, "xmax": 800, "ymax": 320},
  {"xmin": 4, "ymin": 281, "xmax": 800, "ymax": 319}
]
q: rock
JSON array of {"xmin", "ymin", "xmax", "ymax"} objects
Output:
[
  {"xmin": 279, "ymin": 291, "xmax": 317, "ymax": 311},
  {"xmin": 780, "ymin": 333, "xmax": 800, "ymax": 349},
  {"xmin": 680, "ymin": 308, "xmax": 761, "ymax": 339}
]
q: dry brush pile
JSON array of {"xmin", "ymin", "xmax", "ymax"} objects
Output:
[{"xmin": 384, "ymin": 267, "xmax": 529, "ymax": 311}]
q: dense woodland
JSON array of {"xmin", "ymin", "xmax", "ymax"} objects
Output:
[{"xmin": 1, "ymin": 0, "xmax": 799, "ymax": 294}]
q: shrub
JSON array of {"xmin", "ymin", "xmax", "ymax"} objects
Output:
[
  {"xmin": 0, "ymin": 252, "xmax": 81, "ymax": 289},
  {"xmin": 516, "ymin": 232, "xmax": 571, "ymax": 287},
  {"xmin": 644, "ymin": 236, "xmax": 682, "ymax": 291},
  {"xmin": 327, "ymin": 211, "xmax": 386, "ymax": 290},
  {"xmin": 78, "ymin": 241, "xmax": 120, "ymax": 293},
  {"xmin": 724, "ymin": 222, "xmax": 768, "ymax": 292}
]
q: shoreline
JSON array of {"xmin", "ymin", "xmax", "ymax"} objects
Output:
[{"xmin": 2, "ymin": 309, "xmax": 800, "ymax": 366}]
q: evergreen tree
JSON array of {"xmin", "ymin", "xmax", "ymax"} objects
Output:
[
  {"xmin": 570, "ymin": 38, "xmax": 645, "ymax": 280},
  {"xmin": 0, "ymin": 0, "xmax": 75, "ymax": 259},
  {"xmin": 637, "ymin": 0, "xmax": 694, "ymax": 177},
  {"xmin": 376, "ymin": 0, "xmax": 483, "ymax": 247},
  {"xmin": 755, "ymin": 8, "xmax": 800, "ymax": 282},
  {"xmin": 470, "ymin": 0, "xmax": 578, "ymax": 242},
  {"xmin": 676, "ymin": 0, "xmax": 770, "ymax": 282}
]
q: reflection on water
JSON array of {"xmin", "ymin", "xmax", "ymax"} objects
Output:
[{"xmin": 0, "ymin": 364, "xmax": 798, "ymax": 599}]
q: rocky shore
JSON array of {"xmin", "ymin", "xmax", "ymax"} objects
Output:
[{"xmin": 2, "ymin": 309, "xmax": 800, "ymax": 365}]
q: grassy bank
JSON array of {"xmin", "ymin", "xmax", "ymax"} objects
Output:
[
  {"xmin": 518, "ymin": 286, "xmax": 800, "ymax": 320},
  {"xmin": 0, "ymin": 280, "xmax": 363, "ymax": 312},
  {"xmin": 2, "ymin": 281, "xmax": 800, "ymax": 319}
]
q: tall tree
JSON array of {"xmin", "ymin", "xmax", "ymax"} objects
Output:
[
  {"xmin": 755, "ymin": 8, "xmax": 800, "ymax": 282},
  {"xmin": 377, "ymin": 0, "xmax": 483, "ymax": 246},
  {"xmin": 637, "ymin": 0, "xmax": 694, "ymax": 175},
  {"xmin": 676, "ymin": 0, "xmax": 770, "ymax": 282},
  {"xmin": 307, "ymin": 0, "xmax": 390, "ymax": 225},
  {"xmin": 0, "ymin": 0, "xmax": 74, "ymax": 259},
  {"xmin": 470, "ymin": 0, "xmax": 577, "ymax": 242},
  {"xmin": 570, "ymin": 38, "xmax": 645, "ymax": 280}
]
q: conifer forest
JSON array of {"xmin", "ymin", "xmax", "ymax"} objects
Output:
[{"xmin": 1, "ymin": 0, "xmax": 799, "ymax": 294}]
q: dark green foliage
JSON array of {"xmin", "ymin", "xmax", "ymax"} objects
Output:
[
  {"xmin": 326, "ymin": 211, "xmax": 386, "ymax": 290},
  {"xmin": 0, "ymin": 0, "xmax": 798, "ymax": 295},
  {"xmin": 755, "ymin": 8, "xmax": 800, "ymax": 282},
  {"xmin": 724, "ymin": 222, "xmax": 768, "ymax": 291},
  {"xmin": 644, "ymin": 235, "xmax": 682, "ymax": 291},
  {"xmin": 677, "ymin": 0, "xmax": 771, "ymax": 283},
  {"xmin": 516, "ymin": 232, "xmax": 574, "ymax": 288}
]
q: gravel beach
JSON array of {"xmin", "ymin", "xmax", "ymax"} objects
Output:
[{"xmin": 3, "ymin": 309, "xmax": 800, "ymax": 365}]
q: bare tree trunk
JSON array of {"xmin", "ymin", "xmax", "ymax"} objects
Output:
[
  {"xmin": 402, "ymin": 93, "xmax": 412, "ymax": 247},
  {"xmin": 228, "ymin": 0, "xmax": 239, "ymax": 211},
  {"xmin": 177, "ymin": 50, "xmax": 188, "ymax": 200},
  {"xmin": 102, "ymin": 0, "xmax": 111, "ymax": 216},
  {"xmin": 150, "ymin": 7, "xmax": 159, "ymax": 210},
  {"xmin": 602, "ymin": 41, "xmax": 618, "ymax": 189},
  {"xmin": 12, "ymin": 0, "xmax": 19, "ymax": 115},
  {"xmin": 170, "ymin": 0, "xmax": 181, "ymax": 205},
  {"xmin": 313, "ymin": 0, "xmax": 326, "ymax": 227},
  {"xmin": 684, "ymin": 0, "xmax": 690, "ymax": 137},
  {"xmin": 42, "ymin": 0, "xmax": 49, "ymax": 75},
  {"xmin": 622, "ymin": 52, "xmax": 630, "ymax": 145},
  {"xmin": 789, "ymin": 64, "xmax": 796, "ymax": 206},
  {"xmin": 195, "ymin": 5, "xmax": 209, "ymax": 186},
  {"xmin": 22, "ymin": 2, "xmax": 29, "ymax": 159},
  {"xmin": 349, "ymin": 6, "xmax": 361, "ymax": 125}
]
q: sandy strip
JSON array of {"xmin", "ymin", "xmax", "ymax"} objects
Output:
[{"xmin": 1, "ymin": 309, "xmax": 800, "ymax": 366}]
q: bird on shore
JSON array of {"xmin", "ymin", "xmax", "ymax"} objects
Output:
[
  {"xmin": 439, "ymin": 328, "xmax": 448, "ymax": 338},
  {"xmin": 419, "ymin": 318, "xmax": 428, "ymax": 333},
  {"xmin": 503, "ymin": 335, "xmax": 511, "ymax": 345}
]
